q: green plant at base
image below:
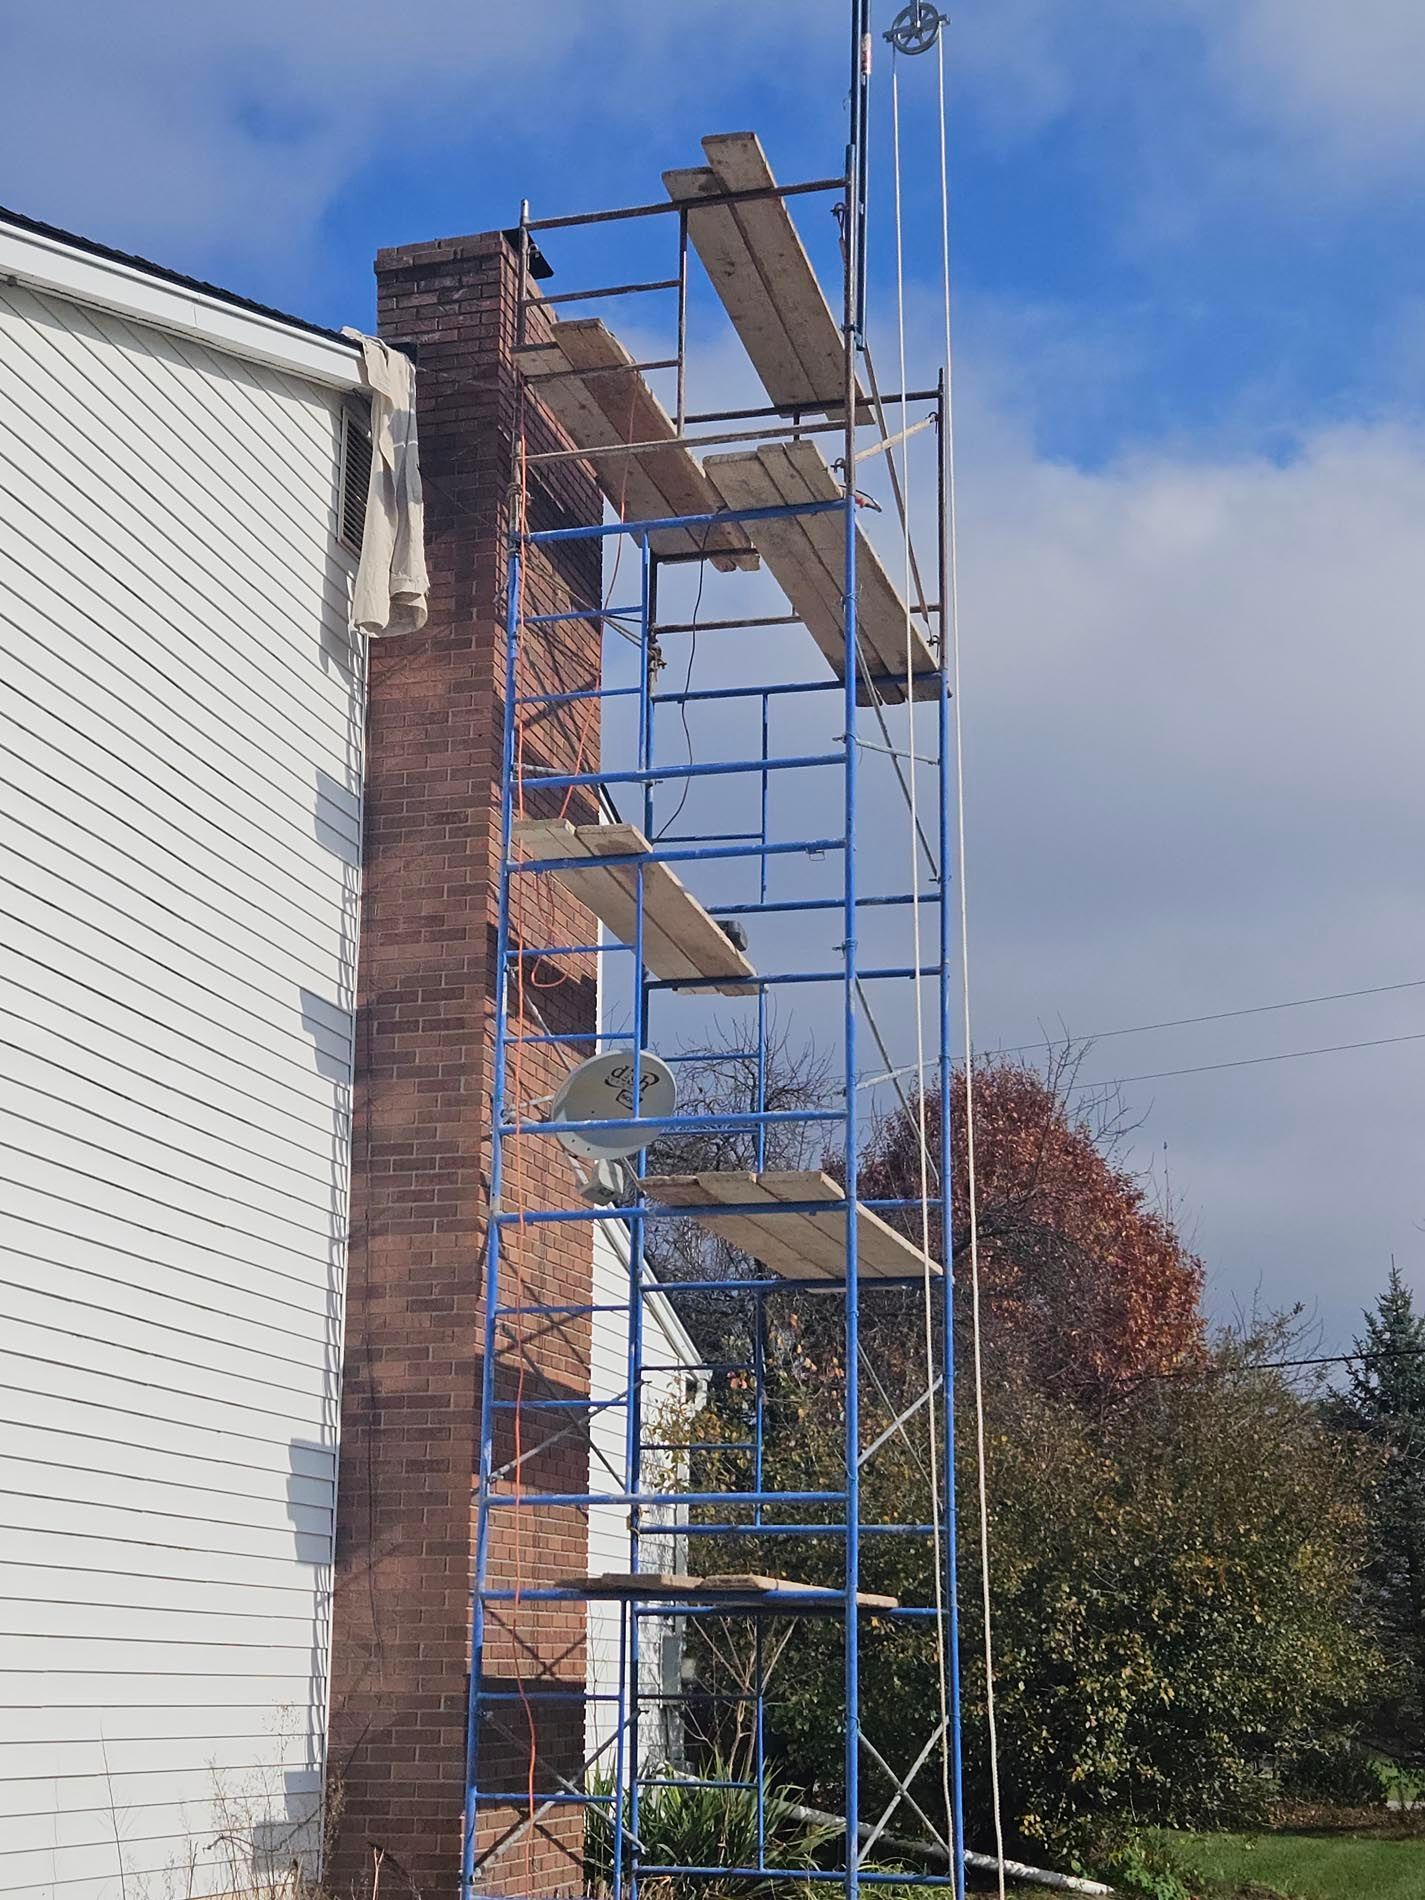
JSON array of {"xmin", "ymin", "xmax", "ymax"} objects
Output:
[{"xmin": 584, "ymin": 1760, "xmax": 840, "ymax": 1900}]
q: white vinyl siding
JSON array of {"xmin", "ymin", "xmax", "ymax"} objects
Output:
[{"xmin": 0, "ymin": 276, "xmax": 364, "ymax": 1900}]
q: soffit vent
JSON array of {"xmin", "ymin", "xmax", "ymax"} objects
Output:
[{"xmin": 339, "ymin": 407, "xmax": 373, "ymax": 556}]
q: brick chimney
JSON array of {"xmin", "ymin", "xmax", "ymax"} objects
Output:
[{"xmin": 327, "ymin": 229, "xmax": 604, "ymax": 1896}]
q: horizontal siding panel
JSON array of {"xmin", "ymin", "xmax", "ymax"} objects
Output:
[
  {"xmin": 0, "ymin": 1599, "xmax": 323, "ymax": 1655},
  {"xmin": 0, "ymin": 1424, "xmax": 335, "ymax": 1512},
  {"xmin": 0, "ymin": 1241, "xmax": 338, "ymax": 1362},
  {"xmin": 3, "ymin": 1061, "xmax": 343, "ymax": 1230},
  {"xmin": 1, "ymin": 886, "xmax": 353, "ymax": 1115},
  {"xmin": 0, "ymin": 297, "xmax": 351, "ymax": 631},
  {"xmin": 0, "ymin": 1457, "xmax": 334, "ymax": 1541},
  {"xmin": 3, "ymin": 665, "xmax": 354, "ymax": 929},
  {"xmin": 1, "ymin": 715, "xmax": 356, "ymax": 984},
  {"xmin": 0, "ymin": 1563, "xmax": 323, "ymax": 1621},
  {"xmin": 0, "ymin": 1731, "xmax": 322, "ymax": 1789},
  {"xmin": 0, "ymin": 1163, "xmax": 346, "ymax": 1313},
  {"xmin": 0, "ymin": 1527, "xmax": 333, "ymax": 1596},
  {"xmin": 0, "ymin": 960, "xmax": 347, "ymax": 1164},
  {"xmin": 0, "ymin": 1108, "xmax": 341, "ymax": 1259},
  {"xmin": 0, "ymin": 1310, "xmax": 337, "ymax": 1428},
  {"xmin": 0, "ymin": 1088, "xmax": 342, "ymax": 1253},
  {"xmin": 1, "ymin": 609, "xmax": 360, "ymax": 877},
  {"xmin": 0, "ymin": 297, "xmax": 360, "ymax": 723},
  {"xmin": 0, "ymin": 1633, "xmax": 329, "ymax": 1681},
  {"xmin": 3, "ymin": 796, "xmax": 353, "ymax": 1000},
  {"xmin": 1, "ymin": 1703, "xmax": 316, "ymax": 1747},
  {"xmin": 0, "ymin": 1668, "xmax": 324, "ymax": 1711},
  {"xmin": 0, "ymin": 1482, "xmax": 334, "ymax": 1566},
  {"xmin": 20, "ymin": 280, "xmax": 352, "ymax": 554},
  {"xmin": 0, "ymin": 1348, "xmax": 336, "ymax": 1455},
  {"xmin": 0, "ymin": 489, "xmax": 360, "ymax": 808},
  {"xmin": 0, "ymin": 1014, "xmax": 342, "ymax": 1192},
  {"xmin": 1, "ymin": 1772, "xmax": 318, "ymax": 1840}
]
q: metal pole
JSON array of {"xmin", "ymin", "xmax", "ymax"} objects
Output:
[
  {"xmin": 462, "ymin": 542, "xmax": 524, "ymax": 1899},
  {"xmin": 676, "ymin": 208, "xmax": 690, "ymax": 437},
  {"xmin": 843, "ymin": 8, "xmax": 870, "ymax": 1898}
]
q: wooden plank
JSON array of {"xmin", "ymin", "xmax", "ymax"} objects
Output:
[
  {"xmin": 702, "ymin": 448, "xmax": 857, "ymax": 691},
  {"xmin": 695, "ymin": 1169, "xmax": 843, "ymax": 1281},
  {"xmin": 644, "ymin": 1172, "xmax": 835, "ymax": 1282},
  {"xmin": 664, "ymin": 138, "xmax": 870, "ymax": 420},
  {"xmin": 511, "ymin": 818, "xmax": 758, "ymax": 997},
  {"xmin": 511, "ymin": 818, "xmax": 693, "ymax": 979},
  {"xmin": 578, "ymin": 825, "xmax": 758, "ymax": 995},
  {"xmin": 563, "ymin": 1571, "xmax": 899, "ymax": 1612},
  {"xmin": 516, "ymin": 319, "xmax": 757, "ymax": 573},
  {"xmin": 769, "ymin": 440, "xmax": 936, "ymax": 700},
  {"xmin": 700, "ymin": 134, "xmax": 865, "ymax": 419},
  {"xmin": 707, "ymin": 444, "xmax": 941, "ymax": 704},
  {"xmin": 663, "ymin": 166, "xmax": 814, "ymax": 413},
  {"xmin": 640, "ymin": 1170, "xmax": 940, "ymax": 1282}
]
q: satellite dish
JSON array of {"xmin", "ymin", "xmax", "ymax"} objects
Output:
[{"xmin": 547, "ymin": 1050, "xmax": 676, "ymax": 1162}]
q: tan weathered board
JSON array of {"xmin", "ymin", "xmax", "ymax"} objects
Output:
[
  {"xmin": 663, "ymin": 132, "xmax": 870, "ymax": 421},
  {"xmin": 517, "ymin": 317, "xmax": 758, "ymax": 572},
  {"xmin": 640, "ymin": 1169, "xmax": 940, "ymax": 1283},
  {"xmin": 563, "ymin": 1572, "xmax": 899, "ymax": 1612},
  {"xmin": 512, "ymin": 817, "xmax": 758, "ymax": 996},
  {"xmin": 705, "ymin": 440, "xmax": 940, "ymax": 703}
]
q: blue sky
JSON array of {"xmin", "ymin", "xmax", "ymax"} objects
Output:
[{"xmin": 6, "ymin": 0, "xmax": 1425, "ymax": 1349}]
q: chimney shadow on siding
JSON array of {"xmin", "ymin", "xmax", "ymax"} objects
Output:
[{"xmin": 274, "ymin": 1437, "xmax": 338, "ymax": 1882}]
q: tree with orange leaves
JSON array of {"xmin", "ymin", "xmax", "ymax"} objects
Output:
[{"xmin": 856, "ymin": 1055, "xmax": 1205, "ymax": 1404}]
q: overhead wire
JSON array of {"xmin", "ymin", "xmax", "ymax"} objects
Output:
[
  {"xmin": 1074, "ymin": 1026, "xmax": 1425, "ymax": 1092},
  {"xmin": 857, "ymin": 973, "xmax": 1425, "ymax": 1088}
]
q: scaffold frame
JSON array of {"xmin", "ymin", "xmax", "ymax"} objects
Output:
[{"xmin": 464, "ymin": 8, "xmax": 966, "ymax": 1897}]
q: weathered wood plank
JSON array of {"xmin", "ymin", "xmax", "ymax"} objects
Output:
[
  {"xmin": 511, "ymin": 818, "xmax": 757, "ymax": 996},
  {"xmin": 640, "ymin": 1170, "xmax": 940, "ymax": 1282}
]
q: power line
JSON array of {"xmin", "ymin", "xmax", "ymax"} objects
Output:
[
  {"xmin": 1075, "ymin": 1027, "xmax": 1425, "ymax": 1093},
  {"xmin": 995, "ymin": 975, "xmax": 1425, "ymax": 1060},
  {"xmin": 860, "ymin": 976, "xmax": 1425, "ymax": 1092},
  {"xmin": 1170, "ymin": 1343, "xmax": 1425, "ymax": 1377}
]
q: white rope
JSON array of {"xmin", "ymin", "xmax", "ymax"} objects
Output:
[
  {"xmin": 938, "ymin": 27, "xmax": 1007, "ymax": 1894},
  {"xmin": 891, "ymin": 56, "xmax": 955, "ymax": 1863}
]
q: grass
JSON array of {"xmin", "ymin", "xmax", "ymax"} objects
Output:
[{"xmin": 1168, "ymin": 1819, "xmax": 1425, "ymax": 1900}]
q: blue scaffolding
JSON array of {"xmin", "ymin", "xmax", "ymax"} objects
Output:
[{"xmin": 465, "ymin": 7, "xmax": 964, "ymax": 1897}]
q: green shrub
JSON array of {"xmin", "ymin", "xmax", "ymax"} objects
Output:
[
  {"xmin": 584, "ymin": 1761, "xmax": 839, "ymax": 1900},
  {"xmin": 1278, "ymin": 1734, "xmax": 1387, "ymax": 1810}
]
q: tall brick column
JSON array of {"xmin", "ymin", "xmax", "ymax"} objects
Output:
[{"xmin": 328, "ymin": 230, "xmax": 605, "ymax": 1897}]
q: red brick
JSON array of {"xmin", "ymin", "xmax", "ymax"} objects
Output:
[{"xmin": 328, "ymin": 229, "xmax": 602, "ymax": 1897}]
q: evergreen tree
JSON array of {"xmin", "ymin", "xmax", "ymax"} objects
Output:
[{"xmin": 1338, "ymin": 1265, "xmax": 1425, "ymax": 1761}]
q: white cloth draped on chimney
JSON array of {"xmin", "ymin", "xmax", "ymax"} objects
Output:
[{"xmin": 346, "ymin": 331, "xmax": 429, "ymax": 637}]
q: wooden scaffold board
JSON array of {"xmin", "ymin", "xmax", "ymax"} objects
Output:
[
  {"xmin": 705, "ymin": 439, "xmax": 940, "ymax": 704},
  {"xmin": 640, "ymin": 1169, "xmax": 940, "ymax": 1283},
  {"xmin": 516, "ymin": 316, "xmax": 758, "ymax": 572},
  {"xmin": 663, "ymin": 132, "xmax": 871, "ymax": 422},
  {"xmin": 512, "ymin": 817, "xmax": 758, "ymax": 996},
  {"xmin": 563, "ymin": 1572, "xmax": 900, "ymax": 1614}
]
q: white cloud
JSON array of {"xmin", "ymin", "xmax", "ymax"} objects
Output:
[
  {"xmin": 0, "ymin": 0, "xmax": 831, "ymax": 275},
  {"xmin": 1190, "ymin": 0, "xmax": 1425, "ymax": 177}
]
